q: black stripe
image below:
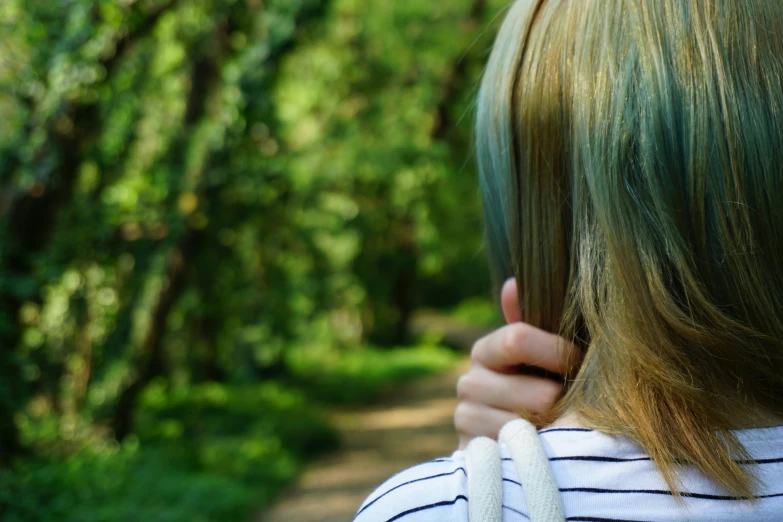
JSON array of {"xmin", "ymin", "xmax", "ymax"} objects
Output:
[
  {"xmin": 550, "ymin": 456, "xmax": 651, "ymax": 463},
  {"xmin": 560, "ymin": 487, "xmax": 783, "ymax": 500},
  {"xmin": 503, "ymin": 504, "xmax": 531, "ymax": 520},
  {"xmin": 356, "ymin": 467, "xmax": 466, "ymax": 516},
  {"xmin": 566, "ymin": 517, "xmax": 648, "ymax": 522},
  {"xmin": 356, "ymin": 458, "xmax": 455, "ymax": 511},
  {"xmin": 550, "ymin": 455, "xmax": 783, "ymax": 464},
  {"xmin": 540, "ymin": 426, "xmax": 783, "ymax": 435},
  {"xmin": 740, "ymin": 457, "xmax": 783, "ymax": 465},
  {"xmin": 504, "ymin": 477, "xmax": 522, "ymax": 487},
  {"xmin": 383, "ymin": 495, "xmax": 467, "ymax": 522},
  {"xmin": 539, "ymin": 428, "xmax": 594, "ymax": 434}
]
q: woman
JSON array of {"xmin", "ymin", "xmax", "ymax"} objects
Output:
[{"xmin": 354, "ymin": 0, "xmax": 783, "ymax": 520}]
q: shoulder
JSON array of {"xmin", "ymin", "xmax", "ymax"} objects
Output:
[
  {"xmin": 352, "ymin": 445, "xmax": 535, "ymax": 522},
  {"xmin": 352, "ymin": 453, "xmax": 469, "ymax": 522}
]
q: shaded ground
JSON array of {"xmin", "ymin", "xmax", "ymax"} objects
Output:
[{"xmin": 257, "ymin": 358, "xmax": 472, "ymax": 522}]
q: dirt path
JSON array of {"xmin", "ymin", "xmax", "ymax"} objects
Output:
[{"xmin": 257, "ymin": 357, "xmax": 471, "ymax": 522}]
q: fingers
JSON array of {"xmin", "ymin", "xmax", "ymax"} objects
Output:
[
  {"xmin": 457, "ymin": 366, "xmax": 562, "ymax": 415},
  {"xmin": 472, "ymin": 322, "xmax": 582, "ymax": 375},
  {"xmin": 500, "ymin": 277, "xmax": 521, "ymax": 324},
  {"xmin": 455, "ymin": 277, "xmax": 583, "ymax": 450},
  {"xmin": 454, "ymin": 402, "xmax": 520, "ymax": 449}
]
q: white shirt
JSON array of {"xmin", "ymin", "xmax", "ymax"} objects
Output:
[{"xmin": 353, "ymin": 425, "xmax": 783, "ymax": 521}]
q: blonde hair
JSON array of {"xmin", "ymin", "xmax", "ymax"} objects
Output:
[{"xmin": 477, "ymin": 0, "xmax": 783, "ymax": 499}]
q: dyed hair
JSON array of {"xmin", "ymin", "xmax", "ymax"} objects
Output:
[{"xmin": 477, "ymin": 0, "xmax": 783, "ymax": 499}]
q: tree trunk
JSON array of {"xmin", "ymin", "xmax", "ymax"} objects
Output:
[
  {"xmin": 111, "ymin": 229, "xmax": 202, "ymax": 440},
  {"xmin": 381, "ymin": 0, "xmax": 489, "ymax": 347},
  {"xmin": 0, "ymin": 0, "xmax": 181, "ymax": 464},
  {"xmin": 430, "ymin": 0, "xmax": 488, "ymax": 141},
  {"xmin": 0, "ymin": 103, "xmax": 88, "ymax": 464},
  {"xmin": 109, "ymin": 25, "xmax": 224, "ymax": 439}
]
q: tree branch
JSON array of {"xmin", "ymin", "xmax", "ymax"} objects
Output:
[{"xmin": 430, "ymin": 0, "xmax": 487, "ymax": 141}]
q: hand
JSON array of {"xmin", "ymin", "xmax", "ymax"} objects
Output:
[{"xmin": 455, "ymin": 278, "xmax": 581, "ymax": 449}]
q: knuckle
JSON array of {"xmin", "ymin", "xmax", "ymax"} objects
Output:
[
  {"xmin": 454, "ymin": 402, "xmax": 475, "ymax": 435},
  {"xmin": 503, "ymin": 324, "xmax": 529, "ymax": 360},
  {"xmin": 470, "ymin": 335, "xmax": 487, "ymax": 364},
  {"xmin": 456, "ymin": 372, "xmax": 476, "ymax": 401}
]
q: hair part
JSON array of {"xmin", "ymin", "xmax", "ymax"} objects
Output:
[{"xmin": 477, "ymin": 0, "xmax": 783, "ymax": 499}]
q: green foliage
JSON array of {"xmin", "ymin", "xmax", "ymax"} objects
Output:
[
  {"xmin": 289, "ymin": 344, "xmax": 459, "ymax": 404},
  {"xmin": 3, "ymin": 346, "xmax": 454, "ymax": 521},
  {"xmin": 0, "ymin": 0, "xmax": 505, "ymax": 518},
  {"xmin": 136, "ymin": 380, "xmax": 339, "ymax": 461},
  {"xmin": 449, "ymin": 298, "xmax": 502, "ymax": 329},
  {"xmin": 0, "ymin": 447, "xmax": 254, "ymax": 522}
]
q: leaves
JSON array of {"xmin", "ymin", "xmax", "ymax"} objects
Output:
[{"xmin": 0, "ymin": 0, "xmax": 504, "ymax": 517}]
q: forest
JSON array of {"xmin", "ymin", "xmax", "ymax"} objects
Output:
[{"xmin": 0, "ymin": 0, "xmax": 505, "ymax": 519}]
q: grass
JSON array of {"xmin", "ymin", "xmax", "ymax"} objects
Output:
[
  {"xmin": 0, "ymin": 445, "xmax": 257, "ymax": 522},
  {"xmin": 1, "ymin": 343, "xmax": 459, "ymax": 522},
  {"xmin": 287, "ymin": 343, "xmax": 459, "ymax": 404},
  {"xmin": 448, "ymin": 297, "xmax": 501, "ymax": 329}
]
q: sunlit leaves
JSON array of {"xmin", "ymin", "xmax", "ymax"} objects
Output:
[{"xmin": 1, "ymin": 3, "xmax": 500, "ymax": 515}]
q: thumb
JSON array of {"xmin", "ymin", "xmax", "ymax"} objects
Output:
[{"xmin": 501, "ymin": 277, "xmax": 522, "ymax": 324}]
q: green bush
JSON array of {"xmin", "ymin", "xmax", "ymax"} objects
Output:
[
  {"xmin": 3, "ymin": 380, "xmax": 339, "ymax": 522},
  {"xmin": 2, "ymin": 345, "xmax": 457, "ymax": 521},
  {"xmin": 287, "ymin": 344, "xmax": 459, "ymax": 404},
  {"xmin": 449, "ymin": 298, "xmax": 502, "ymax": 329},
  {"xmin": 0, "ymin": 446, "xmax": 252, "ymax": 522},
  {"xmin": 0, "ymin": 0, "xmax": 499, "ymax": 518}
]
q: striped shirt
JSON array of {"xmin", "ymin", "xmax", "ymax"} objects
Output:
[{"xmin": 353, "ymin": 425, "xmax": 783, "ymax": 522}]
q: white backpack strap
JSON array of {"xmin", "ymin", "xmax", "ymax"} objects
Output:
[
  {"xmin": 465, "ymin": 436, "xmax": 503, "ymax": 522},
  {"xmin": 499, "ymin": 419, "xmax": 565, "ymax": 522}
]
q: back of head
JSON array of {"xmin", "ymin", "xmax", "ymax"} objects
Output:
[{"xmin": 477, "ymin": 0, "xmax": 783, "ymax": 499}]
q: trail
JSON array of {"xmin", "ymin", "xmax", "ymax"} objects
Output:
[{"xmin": 257, "ymin": 358, "xmax": 472, "ymax": 522}]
